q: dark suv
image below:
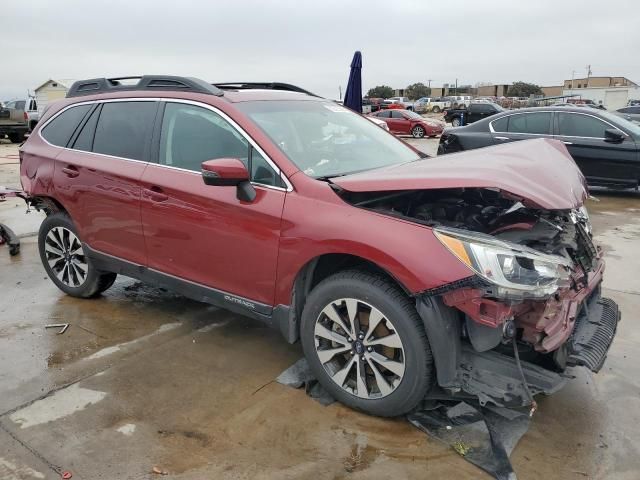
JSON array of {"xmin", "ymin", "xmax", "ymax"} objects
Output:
[{"xmin": 20, "ymin": 76, "xmax": 620, "ymax": 417}]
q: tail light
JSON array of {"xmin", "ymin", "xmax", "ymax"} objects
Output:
[{"xmin": 23, "ymin": 111, "xmax": 28, "ymax": 120}]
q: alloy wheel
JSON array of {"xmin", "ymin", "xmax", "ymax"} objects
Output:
[
  {"xmin": 452, "ymin": 118, "xmax": 461, "ymax": 127},
  {"xmin": 44, "ymin": 227, "xmax": 88, "ymax": 287},
  {"xmin": 413, "ymin": 126, "xmax": 425, "ymax": 138},
  {"xmin": 314, "ymin": 298, "xmax": 406, "ymax": 399}
]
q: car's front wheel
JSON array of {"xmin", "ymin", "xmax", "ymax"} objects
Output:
[
  {"xmin": 39, "ymin": 213, "xmax": 117, "ymax": 298},
  {"xmin": 300, "ymin": 270, "xmax": 434, "ymax": 417},
  {"xmin": 451, "ymin": 117, "xmax": 461, "ymax": 127},
  {"xmin": 411, "ymin": 125, "xmax": 426, "ymax": 138},
  {"xmin": 431, "ymin": 106, "xmax": 441, "ymax": 113}
]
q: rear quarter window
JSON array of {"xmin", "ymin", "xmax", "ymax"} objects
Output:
[
  {"xmin": 92, "ymin": 102, "xmax": 157, "ymax": 160},
  {"xmin": 491, "ymin": 116, "xmax": 508, "ymax": 132},
  {"xmin": 41, "ymin": 104, "xmax": 92, "ymax": 147}
]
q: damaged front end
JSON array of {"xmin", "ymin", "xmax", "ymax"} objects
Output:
[{"xmin": 340, "ymin": 186, "xmax": 621, "ymax": 408}]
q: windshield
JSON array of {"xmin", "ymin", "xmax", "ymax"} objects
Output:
[{"xmin": 237, "ymin": 100, "xmax": 421, "ymax": 178}]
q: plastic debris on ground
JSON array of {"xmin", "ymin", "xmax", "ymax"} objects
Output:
[
  {"xmin": 277, "ymin": 358, "xmax": 530, "ymax": 480},
  {"xmin": 276, "ymin": 357, "xmax": 335, "ymax": 406}
]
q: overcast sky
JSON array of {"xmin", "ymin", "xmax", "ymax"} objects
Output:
[{"xmin": 2, "ymin": 0, "xmax": 639, "ymax": 100}]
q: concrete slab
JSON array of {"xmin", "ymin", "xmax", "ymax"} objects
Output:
[{"xmin": 0, "ymin": 427, "xmax": 55, "ymax": 479}]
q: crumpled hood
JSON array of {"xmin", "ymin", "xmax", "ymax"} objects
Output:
[{"xmin": 332, "ymin": 138, "xmax": 588, "ymax": 210}]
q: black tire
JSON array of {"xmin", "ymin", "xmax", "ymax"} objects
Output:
[
  {"xmin": 431, "ymin": 106, "xmax": 441, "ymax": 113},
  {"xmin": 411, "ymin": 125, "xmax": 426, "ymax": 138},
  {"xmin": 38, "ymin": 212, "xmax": 117, "ymax": 298},
  {"xmin": 300, "ymin": 270, "xmax": 433, "ymax": 417},
  {"xmin": 8, "ymin": 132, "xmax": 24, "ymax": 143}
]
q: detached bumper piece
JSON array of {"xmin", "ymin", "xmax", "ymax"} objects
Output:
[
  {"xmin": 0, "ymin": 223, "xmax": 20, "ymax": 256},
  {"xmin": 457, "ymin": 346, "xmax": 566, "ymax": 408},
  {"xmin": 567, "ymin": 294, "xmax": 620, "ymax": 372}
]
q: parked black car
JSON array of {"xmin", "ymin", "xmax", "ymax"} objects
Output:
[
  {"xmin": 443, "ymin": 102, "xmax": 504, "ymax": 127},
  {"xmin": 438, "ymin": 106, "xmax": 640, "ymax": 189}
]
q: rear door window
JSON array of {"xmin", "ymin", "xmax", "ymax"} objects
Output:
[
  {"xmin": 508, "ymin": 113, "xmax": 552, "ymax": 134},
  {"xmin": 92, "ymin": 102, "xmax": 157, "ymax": 160},
  {"xmin": 556, "ymin": 112, "xmax": 608, "ymax": 138},
  {"xmin": 391, "ymin": 111, "xmax": 404, "ymax": 119},
  {"xmin": 41, "ymin": 104, "xmax": 92, "ymax": 147}
]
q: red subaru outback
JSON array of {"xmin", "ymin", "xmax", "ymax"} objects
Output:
[{"xmin": 20, "ymin": 76, "xmax": 619, "ymax": 417}]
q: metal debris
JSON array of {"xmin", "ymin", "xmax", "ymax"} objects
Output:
[{"xmin": 45, "ymin": 323, "xmax": 70, "ymax": 335}]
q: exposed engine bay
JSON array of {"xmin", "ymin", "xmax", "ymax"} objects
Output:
[{"xmin": 339, "ymin": 187, "xmax": 594, "ymax": 268}]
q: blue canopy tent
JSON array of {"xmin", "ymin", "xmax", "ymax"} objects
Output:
[{"xmin": 343, "ymin": 51, "xmax": 362, "ymax": 113}]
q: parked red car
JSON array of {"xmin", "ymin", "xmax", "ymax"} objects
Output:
[
  {"xmin": 20, "ymin": 76, "xmax": 619, "ymax": 418},
  {"xmin": 369, "ymin": 109, "xmax": 444, "ymax": 138}
]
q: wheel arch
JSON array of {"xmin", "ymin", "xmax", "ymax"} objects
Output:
[
  {"xmin": 29, "ymin": 195, "xmax": 68, "ymax": 215},
  {"xmin": 274, "ymin": 252, "xmax": 413, "ymax": 344}
]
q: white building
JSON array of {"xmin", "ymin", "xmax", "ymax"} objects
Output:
[
  {"xmin": 34, "ymin": 79, "xmax": 76, "ymax": 115},
  {"xmin": 562, "ymin": 85, "xmax": 640, "ymax": 110}
]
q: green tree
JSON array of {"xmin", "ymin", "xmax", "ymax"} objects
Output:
[
  {"xmin": 404, "ymin": 82, "xmax": 431, "ymax": 100},
  {"xmin": 366, "ymin": 85, "xmax": 394, "ymax": 99},
  {"xmin": 507, "ymin": 81, "xmax": 543, "ymax": 97}
]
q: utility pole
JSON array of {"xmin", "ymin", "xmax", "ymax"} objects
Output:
[
  {"xmin": 571, "ymin": 70, "xmax": 576, "ymax": 94},
  {"xmin": 427, "ymin": 79, "xmax": 432, "ymax": 88},
  {"xmin": 339, "ymin": 85, "xmax": 342, "ymax": 101},
  {"xmin": 455, "ymin": 78, "xmax": 458, "ymax": 95},
  {"xmin": 585, "ymin": 65, "xmax": 592, "ymax": 88}
]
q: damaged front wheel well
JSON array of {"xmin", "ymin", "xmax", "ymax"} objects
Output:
[{"xmin": 283, "ymin": 253, "xmax": 412, "ymax": 343}]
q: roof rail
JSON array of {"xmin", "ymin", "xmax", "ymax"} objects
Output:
[
  {"xmin": 66, "ymin": 76, "xmax": 224, "ymax": 98},
  {"xmin": 213, "ymin": 82, "xmax": 318, "ymax": 97}
]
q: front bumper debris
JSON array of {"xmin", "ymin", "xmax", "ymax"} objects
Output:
[
  {"xmin": 567, "ymin": 293, "xmax": 620, "ymax": 372},
  {"xmin": 456, "ymin": 346, "xmax": 566, "ymax": 408}
]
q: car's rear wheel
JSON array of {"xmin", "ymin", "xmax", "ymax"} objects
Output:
[
  {"xmin": 39, "ymin": 213, "xmax": 117, "ymax": 298},
  {"xmin": 431, "ymin": 106, "xmax": 441, "ymax": 113},
  {"xmin": 411, "ymin": 125, "xmax": 426, "ymax": 138},
  {"xmin": 451, "ymin": 117, "xmax": 461, "ymax": 127},
  {"xmin": 300, "ymin": 270, "xmax": 433, "ymax": 417}
]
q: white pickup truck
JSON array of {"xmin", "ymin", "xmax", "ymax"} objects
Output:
[
  {"xmin": 387, "ymin": 96, "xmax": 415, "ymax": 111},
  {"xmin": 414, "ymin": 97, "xmax": 451, "ymax": 113}
]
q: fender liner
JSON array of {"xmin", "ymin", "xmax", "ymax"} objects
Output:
[{"xmin": 416, "ymin": 295, "xmax": 462, "ymax": 389}]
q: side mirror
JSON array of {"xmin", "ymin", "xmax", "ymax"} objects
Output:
[
  {"xmin": 201, "ymin": 158, "xmax": 256, "ymax": 202},
  {"xmin": 604, "ymin": 128, "xmax": 625, "ymax": 144}
]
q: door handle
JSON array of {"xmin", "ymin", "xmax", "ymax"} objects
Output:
[
  {"xmin": 144, "ymin": 187, "xmax": 169, "ymax": 202},
  {"xmin": 563, "ymin": 141, "xmax": 573, "ymax": 145},
  {"xmin": 61, "ymin": 166, "xmax": 80, "ymax": 178},
  {"xmin": 495, "ymin": 136, "xmax": 510, "ymax": 141}
]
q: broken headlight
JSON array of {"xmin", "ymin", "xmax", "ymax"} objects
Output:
[{"xmin": 434, "ymin": 228, "xmax": 571, "ymax": 299}]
